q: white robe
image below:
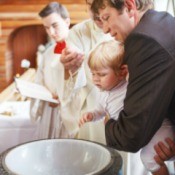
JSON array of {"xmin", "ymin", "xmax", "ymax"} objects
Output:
[
  {"xmin": 64, "ymin": 19, "xmax": 112, "ymax": 143},
  {"xmin": 30, "ymin": 44, "xmax": 66, "ymax": 139}
]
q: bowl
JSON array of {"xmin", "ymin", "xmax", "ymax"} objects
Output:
[{"xmin": 2, "ymin": 139, "xmax": 113, "ymax": 175}]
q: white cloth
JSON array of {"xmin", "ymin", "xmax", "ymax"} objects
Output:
[
  {"xmin": 140, "ymin": 118, "xmax": 175, "ymax": 172},
  {"xmin": 0, "ymin": 101, "xmax": 37, "ymax": 154},
  {"xmin": 67, "ymin": 19, "xmax": 112, "ymax": 56},
  {"xmin": 30, "ymin": 44, "xmax": 66, "ymax": 139},
  {"xmin": 127, "ymin": 151, "xmax": 150, "ymax": 175}
]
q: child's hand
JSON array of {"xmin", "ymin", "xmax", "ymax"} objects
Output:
[
  {"xmin": 79, "ymin": 113, "xmax": 93, "ymax": 127},
  {"xmin": 49, "ymin": 94, "xmax": 60, "ymax": 108},
  {"xmin": 104, "ymin": 115, "xmax": 110, "ymax": 125}
]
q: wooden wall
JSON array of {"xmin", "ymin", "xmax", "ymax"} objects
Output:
[{"xmin": 0, "ymin": 0, "xmax": 89, "ymax": 92}]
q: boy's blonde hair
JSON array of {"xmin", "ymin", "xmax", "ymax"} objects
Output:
[{"xmin": 88, "ymin": 40, "xmax": 124, "ymax": 75}]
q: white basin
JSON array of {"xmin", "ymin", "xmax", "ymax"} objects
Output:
[{"xmin": 3, "ymin": 139, "xmax": 112, "ymax": 175}]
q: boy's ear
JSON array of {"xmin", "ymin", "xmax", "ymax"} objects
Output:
[{"xmin": 120, "ymin": 64, "xmax": 128, "ymax": 77}]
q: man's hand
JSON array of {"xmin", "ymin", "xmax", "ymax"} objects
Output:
[
  {"xmin": 60, "ymin": 46, "xmax": 84, "ymax": 75},
  {"xmin": 154, "ymin": 137, "xmax": 175, "ymax": 166}
]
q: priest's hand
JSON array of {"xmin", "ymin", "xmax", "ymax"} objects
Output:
[{"xmin": 60, "ymin": 46, "xmax": 84, "ymax": 79}]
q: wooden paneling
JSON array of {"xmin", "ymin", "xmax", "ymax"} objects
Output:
[
  {"xmin": 0, "ymin": 4, "xmax": 88, "ymax": 24},
  {"xmin": 1, "ymin": 20, "xmax": 41, "ymax": 28},
  {"xmin": 8, "ymin": 25, "xmax": 48, "ymax": 81},
  {"xmin": 0, "ymin": 1, "xmax": 89, "ymax": 92},
  {"xmin": 0, "ymin": 4, "xmax": 87, "ymax": 12},
  {"xmin": 0, "ymin": 0, "xmax": 85, "ymax": 5}
]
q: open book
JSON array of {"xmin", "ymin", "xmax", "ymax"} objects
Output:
[{"xmin": 15, "ymin": 78, "xmax": 59, "ymax": 104}]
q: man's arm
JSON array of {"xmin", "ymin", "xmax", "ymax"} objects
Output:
[{"xmin": 105, "ymin": 34, "xmax": 175, "ymax": 152}]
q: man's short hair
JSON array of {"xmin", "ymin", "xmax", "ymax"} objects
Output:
[
  {"xmin": 39, "ymin": 2, "xmax": 69, "ymax": 19},
  {"xmin": 91, "ymin": 0, "xmax": 154, "ymax": 15}
]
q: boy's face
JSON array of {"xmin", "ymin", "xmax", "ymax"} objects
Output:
[
  {"xmin": 42, "ymin": 12, "xmax": 70, "ymax": 42},
  {"xmin": 91, "ymin": 67, "xmax": 121, "ymax": 91}
]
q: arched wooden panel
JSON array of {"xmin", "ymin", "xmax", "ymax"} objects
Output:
[{"xmin": 7, "ymin": 24, "xmax": 48, "ymax": 83}]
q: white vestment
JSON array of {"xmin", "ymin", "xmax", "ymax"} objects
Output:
[
  {"xmin": 30, "ymin": 44, "xmax": 67, "ymax": 139},
  {"xmin": 64, "ymin": 19, "xmax": 112, "ymax": 143}
]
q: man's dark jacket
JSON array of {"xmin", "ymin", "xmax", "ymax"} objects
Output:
[{"xmin": 106, "ymin": 9, "xmax": 175, "ymax": 152}]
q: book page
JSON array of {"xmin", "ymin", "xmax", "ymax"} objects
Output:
[{"xmin": 15, "ymin": 78, "xmax": 58, "ymax": 104}]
